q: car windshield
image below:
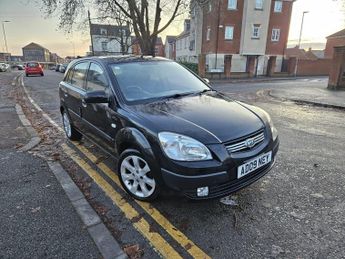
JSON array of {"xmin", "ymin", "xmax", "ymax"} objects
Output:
[{"xmin": 109, "ymin": 61, "xmax": 210, "ymax": 103}]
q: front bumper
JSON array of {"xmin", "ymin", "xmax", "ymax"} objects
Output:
[{"xmin": 161, "ymin": 138, "xmax": 279, "ymax": 200}]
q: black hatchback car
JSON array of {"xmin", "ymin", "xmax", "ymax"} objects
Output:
[{"xmin": 59, "ymin": 56, "xmax": 279, "ymax": 201}]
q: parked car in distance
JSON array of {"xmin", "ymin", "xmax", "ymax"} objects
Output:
[
  {"xmin": 55, "ymin": 64, "xmax": 61, "ymax": 72},
  {"xmin": 0, "ymin": 63, "xmax": 10, "ymax": 72},
  {"xmin": 59, "ymin": 56, "xmax": 279, "ymax": 201},
  {"xmin": 25, "ymin": 62, "xmax": 44, "ymax": 77},
  {"xmin": 0, "ymin": 63, "xmax": 8, "ymax": 72},
  {"xmin": 59, "ymin": 63, "xmax": 68, "ymax": 73},
  {"xmin": 12, "ymin": 64, "xmax": 24, "ymax": 70},
  {"xmin": 17, "ymin": 64, "xmax": 24, "ymax": 70}
]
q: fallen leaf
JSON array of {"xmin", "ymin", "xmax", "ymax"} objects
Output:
[
  {"xmin": 31, "ymin": 207, "xmax": 41, "ymax": 213},
  {"xmin": 123, "ymin": 244, "xmax": 144, "ymax": 259}
]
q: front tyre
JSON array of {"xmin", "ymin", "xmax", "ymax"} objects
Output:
[
  {"xmin": 118, "ymin": 149, "xmax": 160, "ymax": 201},
  {"xmin": 62, "ymin": 111, "xmax": 82, "ymax": 141}
]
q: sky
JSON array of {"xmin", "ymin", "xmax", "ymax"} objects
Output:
[{"xmin": 0, "ymin": 0, "xmax": 344, "ymax": 57}]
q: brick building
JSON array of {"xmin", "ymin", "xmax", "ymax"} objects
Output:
[
  {"xmin": 201, "ymin": 0, "xmax": 294, "ymax": 75},
  {"xmin": 0, "ymin": 52, "xmax": 11, "ymax": 62},
  {"xmin": 285, "ymin": 46, "xmax": 318, "ymax": 60},
  {"xmin": 22, "ymin": 42, "xmax": 51, "ymax": 62},
  {"xmin": 132, "ymin": 37, "xmax": 165, "ymax": 57},
  {"xmin": 325, "ymin": 28, "xmax": 345, "ymax": 59}
]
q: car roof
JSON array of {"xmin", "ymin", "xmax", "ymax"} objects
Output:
[{"xmin": 70, "ymin": 55, "xmax": 170, "ymax": 66}]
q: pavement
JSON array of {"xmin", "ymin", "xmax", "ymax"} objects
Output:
[
  {"xmin": 0, "ymin": 71, "xmax": 125, "ymax": 259},
  {"xmin": 211, "ymin": 76, "xmax": 345, "ymax": 109},
  {"xmin": 269, "ymin": 80, "xmax": 345, "ymax": 109}
]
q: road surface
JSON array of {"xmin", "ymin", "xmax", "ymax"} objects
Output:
[{"xmin": 23, "ymin": 71, "xmax": 345, "ymax": 258}]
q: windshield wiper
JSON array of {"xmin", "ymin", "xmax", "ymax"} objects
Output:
[
  {"xmin": 161, "ymin": 91, "xmax": 197, "ymax": 100},
  {"xmin": 199, "ymin": 89, "xmax": 214, "ymax": 94}
]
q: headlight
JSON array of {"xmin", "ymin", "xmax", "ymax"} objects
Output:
[
  {"xmin": 266, "ymin": 113, "xmax": 278, "ymax": 141},
  {"xmin": 158, "ymin": 132, "xmax": 212, "ymax": 161}
]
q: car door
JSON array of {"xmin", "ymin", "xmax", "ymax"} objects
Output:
[
  {"xmin": 63, "ymin": 61, "xmax": 89, "ymax": 130},
  {"xmin": 82, "ymin": 62, "xmax": 119, "ymax": 151}
]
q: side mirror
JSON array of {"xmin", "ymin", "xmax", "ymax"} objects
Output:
[
  {"xmin": 84, "ymin": 90, "xmax": 109, "ymax": 104},
  {"xmin": 203, "ymin": 78, "xmax": 210, "ymax": 84}
]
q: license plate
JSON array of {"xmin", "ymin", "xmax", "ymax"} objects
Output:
[{"xmin": 237, "ymin": 151, "xmax": 272, "ymax": 179}]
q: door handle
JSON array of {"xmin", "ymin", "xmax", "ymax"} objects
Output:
[{"xmin": 81, "ymin": 99, "xmax": 87, "ymax": 108}]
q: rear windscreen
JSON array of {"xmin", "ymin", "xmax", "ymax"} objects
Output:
[{"xmin": 27, "ymin": 63, "xmax": 39, "ymax": 67}]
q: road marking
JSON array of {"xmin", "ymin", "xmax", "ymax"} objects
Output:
[
  {"xmin": 19, "ymin": 74, "xmax": 64, "ymax": 132},
  {"xmin": 62, "ymin": 143, "xmax": 182, "ymax": 259},
  {"xmin": 73, "ymin": 142, "xmax": 210, "ymax": 259},
  {"xmin": 20, "ymin": 74, "xmax": 211, "ymax": 259}
]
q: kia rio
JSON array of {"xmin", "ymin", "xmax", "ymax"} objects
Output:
[{"xmin": 59, "ymin": 56, "xmax": 279, "ymax": 201}]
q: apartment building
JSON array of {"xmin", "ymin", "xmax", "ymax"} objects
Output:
[
  {"xmin": 176, "ymin": 20, "xmax": 194, "ymax": 62},
  {"xmin": 201, "ymin": 0, "xmax": 294, "ymax": 75},
  {"xmin": 164, "ymin": 36, "xmax": 177, "ymax": 60},
  {"xmin": 89, "ymin": 24, "xmax": 131, "ymax": 56}
]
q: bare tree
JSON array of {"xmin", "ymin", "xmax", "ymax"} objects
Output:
[{"xmin": 40, "ymin": 0, "xmax": 189, "ymax": 56}]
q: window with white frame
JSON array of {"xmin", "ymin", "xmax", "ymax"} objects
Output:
[
  {"xmin": 101, "ymin": 41, "xmax": 108, "ymax": 51},
  {"xmin": 100, "ymin": 28, "xmax": 107, "ymax": 35},
  {"xmin": 271, "ymin": 28, "xmax": 280, "ymax": 41},
  {"xmin": 255, "ymin": 0, "xmax": 264, "ymax": 9},
  {"xmin": 206, "ymin": 27, "xmax": 211, "ymax": 41},
  {"xmin": 252, "ymin": 24, "xmax": 261, "ymax": 39},
  {"xmin": 274, "ymin": 1, "xmax": 283, "ymax": 12},
  {"xmin": 225, "ymin": 26, "xmax": 234, "ymax": 40},
  {"xmin": 228, "ymin": 0, "xmax": 237, "ymax": 10}
]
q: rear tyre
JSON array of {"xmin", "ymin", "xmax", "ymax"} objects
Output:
[
  {"xmin": 62, "ymin": 111, "xmax": 82, "ymax": 141},
  {"xmin": 118, "ymin": 149, "xmax": 160, "ymax": 201},
  {"xmin": 25, "ymin": 73, "xmax": 29, "ymax": 77},
  {"xmin": 41, "ymin": 73, "xmax": 44, "ymax": 76}
]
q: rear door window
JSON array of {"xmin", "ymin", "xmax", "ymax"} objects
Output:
[
  {"xmin": 86, "ymin": 63, "xmax": 108, "ymax": 91},
  {"xmin": 71, "ymin": 62, "xmax": 89, "ymax": 89}
]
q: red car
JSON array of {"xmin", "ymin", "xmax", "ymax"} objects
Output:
[{"xmin": 25, "ymin": 62, "xmax": 44, "ymax": 77}]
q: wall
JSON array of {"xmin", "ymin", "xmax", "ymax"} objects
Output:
[{"xmin": 295, "ymin": 59, "xmax": 332, "ymax": 76}]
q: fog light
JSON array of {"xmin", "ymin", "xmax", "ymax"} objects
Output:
[{"xmin": 197, "ymin": 187, "xmax": 209, "ymax": 197}]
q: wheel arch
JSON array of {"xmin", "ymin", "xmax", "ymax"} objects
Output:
[{"xmin": 115, "ymin": 127, "xmax": 156, "ymax": 159}]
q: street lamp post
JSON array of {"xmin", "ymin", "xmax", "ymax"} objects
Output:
[
  {"xmin": 2, "ymin": 20, "xmax": 10, "ymax": 54},
  {"xmin": 295, "ymin": 11, "xmax": 309, "ymax": 77}
]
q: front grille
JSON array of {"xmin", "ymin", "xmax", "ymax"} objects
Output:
[
  {"xmin": 183, "ymin": 163, "xmax": 272, "ymax": 199},
  {"xmin": 225, "ymin": 131, "xmax": 265, "ymax": 153}
]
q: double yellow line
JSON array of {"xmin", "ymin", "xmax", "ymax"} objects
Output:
[{"xmin": 62, "ymin": 142, "xmax": 210, "ymax": 259}]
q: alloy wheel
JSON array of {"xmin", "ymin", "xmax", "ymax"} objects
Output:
[
  {"xmin": 62, "ymin": 112, "xmax": 72, "ymax": 138},
  {"xmin": 120, "ymin": 155, "xmax": 156, "ymax": 198}
]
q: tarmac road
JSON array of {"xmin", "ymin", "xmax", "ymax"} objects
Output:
[{"xmin": 23, "ymin": 70, "xmax": 345, "ymax": 258}]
